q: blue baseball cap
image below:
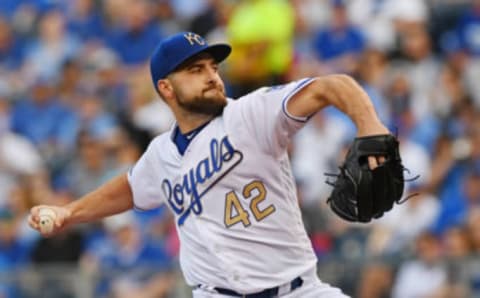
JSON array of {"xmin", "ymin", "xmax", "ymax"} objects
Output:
[{"xmin": 150, "ymin": 32, "xmax": 231, "ymax": 89}]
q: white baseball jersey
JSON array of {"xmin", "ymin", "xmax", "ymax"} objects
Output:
[{"xmin": 128, "ymin": 78, "xmax": 318, "ymax": 293}]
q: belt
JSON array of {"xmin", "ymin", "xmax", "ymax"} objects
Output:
[{"xmin": 212, "ymin": 277, "xmax": 303, "ymax": 298}]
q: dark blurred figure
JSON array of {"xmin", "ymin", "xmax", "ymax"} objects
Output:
[
  {"xmin": 430, "ymin": 62, "xmax": 467, "ymax": 119},
  {"xmin": 442, "ymin": 225, "xmax": 473, "ymax": 298},
  {"xmin": 430, "ymin": 0, "xmax": 469, "ymax": 53},
  {"xmin": 398, "ymin": 24, "xmax": 441, "ymax": 122},
  {"xmin": 57, "ymin": 59, "xmax": 83, "ymax": 106},
  {"xmin": 31, "ymin": 225, "xmax": 84, "ymax": 265},
  {"xmin": 84, "ymin": 47, "xmax": 128, "ymax": 116},
  {"xmin": 187, "ymin": 0, "xmax": 227, "ymax": 37},
  {"xmin": 0, "ymin": 15, "xmax": 24, "ymax": 70},
  {"xmin": 30, "ymin": 206, "xmax": 85, "ymax": 298},
  {"xmin": 456, "ymin": 208, "xmax": 480, "ymax": 297},
  {"xmin": 64, "ymin": 132, "xmax": 114, "ymax": 197},
  {"xmin": 0, "ymin": 208, "xmax": 35, "ymax": 297},
  {"xmin": 356, "ymin": 262, "xmax": 393, "ymax": 298}
]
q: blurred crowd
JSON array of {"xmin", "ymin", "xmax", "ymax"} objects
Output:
[{"xmin": 0, "ymin": 0, "xmax": 480, "ymax": 297}]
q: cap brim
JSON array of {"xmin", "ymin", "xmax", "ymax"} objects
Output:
[
  {"xmin": 201, "ymin": 44, "xmax": 231, "ymax": 63},
  {"xmin": 172, "ymin": 44, "xmax": 231, "ymax": 74}
]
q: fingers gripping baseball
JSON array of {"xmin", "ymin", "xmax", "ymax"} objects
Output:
[{"xmin": 28, "ymin": 205, "xmax": 71, "ymax": 236}]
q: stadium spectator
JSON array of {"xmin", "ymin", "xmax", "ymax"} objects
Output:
[
  {"xmin": 105, "ymin": 0, "xmax": 163, "ymax": 66},
  {"xmin": 0, "ymin": 15, "xmax": 25, "ymax": 70},
  {"xmin": 21, "ymin": 9, "xmax": 81, "ymax": 81},
  {"xmin": 225, "ymin": 0, "xmax": 295, "ymax": 97},
  {"xmin": 63, "ymin": 132, "xmax": 114, "ymax": 197},
  {"xmin": 391, "ymin": 232, "xmax": 448, "ymax": 298},
  {"xmin": 10, "ymin": 77, "xmax": 79, "ymax": 165},
  {"xmin": 65, "ymin": 0, "xmax": 105, "ymax": 42},
  {"xmin": 311, "ymin": 0, "xmax": 366, "ymax": 74},
  {"xmin": 456, "ymin": 0, "xmax": 480, "ymax": 56},
  {"xmin": 81, "ymin": 211, "xmax": 175, "ymax": 298},
  {"xmin": 0, "ymin": 82, "xmax": 44, "ymax": 206}
]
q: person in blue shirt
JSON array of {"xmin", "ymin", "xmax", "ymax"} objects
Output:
[
  {"xmin": 0, "ymin": 15, "xmax": 25, "ymax": 70},
  {"xmin": 11, "ymin": 77, "xmax": 79, "ymax": 187},
  {"xmin": 65, "ymin": 0, "xmax": 105, "ymax": 42},
  {"xmin": 0, "ymin": 0, "xmax": 26, "ymax": 17},
  {"xmin": 456, "ymin": 0, "xmax": 480, "ymax": 56},
  {"xmin": 11, "ymin": 78, "xmax": 79, "ymax": 151},
  {"xmin": 105, "ymin": 0, "xmax": 163, "ymax": 66},
  {"xmin": 82, "ymin": 212, "xmax": 174, "ymax": 298},
  {"xmin": 312, "ymin": 0, "xmax": 366, "ymax": 73},
  {"xmin": 22, "ymin": 8, "xmax": 82, "ymax": 80},
  {"xmin": 434, "ymin": 163, "xmax": 480, "ymax": 235}
]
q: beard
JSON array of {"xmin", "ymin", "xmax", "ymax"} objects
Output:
[{"xmin": 176, "ymin": 87, "xmax": 227, "ymax": 116}]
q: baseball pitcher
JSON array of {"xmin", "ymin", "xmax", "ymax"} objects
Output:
[{"xmin": 29, "ymin": 32, "xmax": 403, "ymax": 298}]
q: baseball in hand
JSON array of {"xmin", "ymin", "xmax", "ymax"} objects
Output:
[{"xmin": 39, "ymin": 208, "xmax": 56, "ymax": 234}]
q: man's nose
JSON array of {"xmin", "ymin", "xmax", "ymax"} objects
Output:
[{"xmin": 205, "ymin": 66, "xmax": 218, "ymax": 82}]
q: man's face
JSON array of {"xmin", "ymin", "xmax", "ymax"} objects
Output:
[{"xmin": 166, "ymin": 53, "xmax": 227, "ymax": 116}]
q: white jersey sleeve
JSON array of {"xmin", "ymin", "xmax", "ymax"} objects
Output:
[
  {"xmin": 227, "ymin": 78, "xmax": 316, "ymax": 157},
  {"xmin": 127, "ymin": 137, "xmax": 165, "ymax": 210}
]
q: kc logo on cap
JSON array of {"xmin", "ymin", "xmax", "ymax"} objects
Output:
[{"xmin": 184, "ymin": 32, "xmax": 206, "ymax": 46}]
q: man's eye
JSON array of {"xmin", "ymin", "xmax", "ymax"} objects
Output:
[{"xmin": 190, "ymin": 67, "xmax": 201, "ymax": 73}]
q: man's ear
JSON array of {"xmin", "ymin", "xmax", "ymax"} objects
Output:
[{"xmin": 157, "ymin": 79, "xmax": 173, "ymax": 100}]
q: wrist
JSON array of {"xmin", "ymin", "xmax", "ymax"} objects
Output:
[
  {"xmin": 355, "ymin": 116, "xmax": 389, "ymax": 137},
  {"xmin": 63, "ymin": 204, "xmax": 76, "ymax": 225}
]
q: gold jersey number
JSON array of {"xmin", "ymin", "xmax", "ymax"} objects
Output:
[{"xmin": 224, "ymin": 181, "xmax": 276, "ymax": 228}]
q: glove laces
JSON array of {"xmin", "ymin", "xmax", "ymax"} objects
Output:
[{"xmin": 324, "ymin": 165, "xmax": 421, "ymax": 204}]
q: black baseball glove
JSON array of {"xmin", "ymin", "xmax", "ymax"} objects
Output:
[{"xmin": 326, "ymin": 134, "xmax": 405, "ymax": 223}]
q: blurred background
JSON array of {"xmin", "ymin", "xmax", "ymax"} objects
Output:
[{"xmin": 0, "ymin": 0, "xmax": 479, "ymax": 297}]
